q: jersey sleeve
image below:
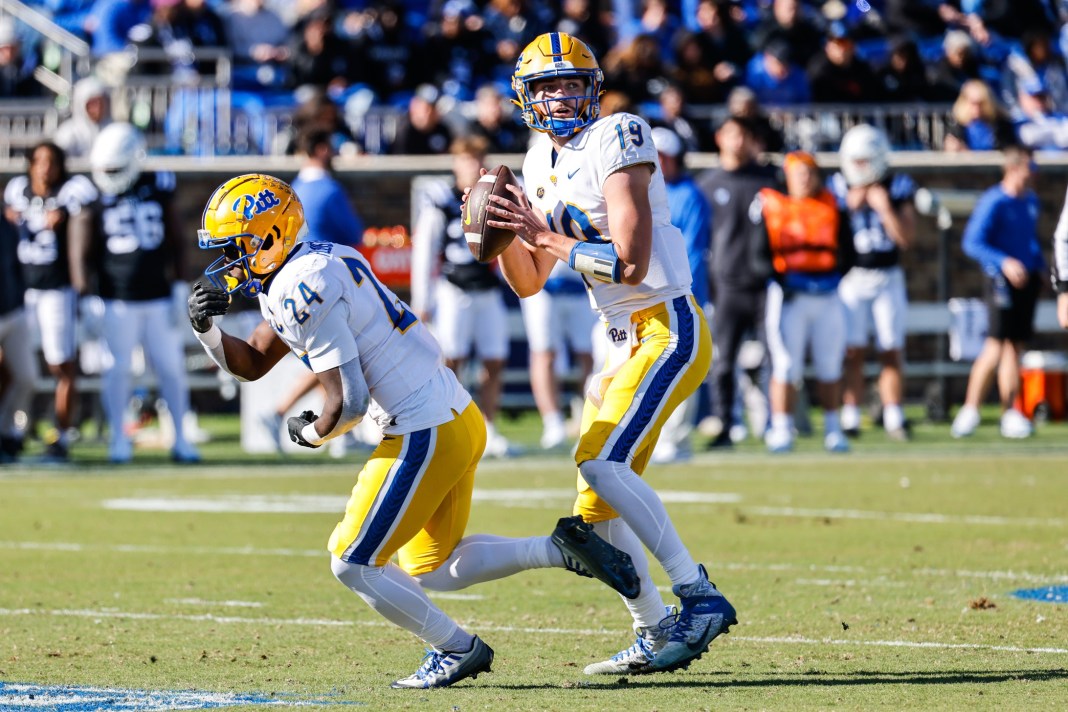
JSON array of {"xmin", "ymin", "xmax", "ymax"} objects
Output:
[
  {"xmin": 827, "ymin": 172, "xmax": 848, "ymax": 209},
  {"xmin": 3, "ymin": 176, "xmax": 26, "ymax": 209},
  {"xmin": 598, "ymin": 113, "xmax": 658, "ymax": 180},
  {"xmin": 58, "ymin": 175, "xmax": 99, "ymax": 216},
  {"xmin": 277, "ymin": 260, "xmax": 359, "ymax": 372},
  {"xmin": 889, "ymin": 173, "xmax": 917, "ymax": 205},
  {"xmin": 154, "ymin": 171, "xmax": 177, "ymax": 195}
]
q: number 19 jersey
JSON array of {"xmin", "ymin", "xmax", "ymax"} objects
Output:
[
  {"xmin": 522, "ymin": 112, "xmax": 692, "ymax": 322},
  {"xmin": 259, "ymin": 241, "xmax": 469, "ymax": 435}
]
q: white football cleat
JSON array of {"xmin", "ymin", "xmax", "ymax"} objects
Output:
[
  {"xmin": 1000, "ymin": 409, "xmax": 1033, "ymax": 439},
  {"xmin": 823, "ymin": 430, "xmax": 850, "ymax": 453},
  {"xmin": 764, "ymin": 426, "xmax": 794, "ymax": 453},
  {"xmin": 584, "ymin": 607, "xmax": 676, "ymax": 675},
  {"xmin": 390, "ymin": 637, "xmax": 494, "ymax": 689},
  {"xmin": 951, "ymin": 406, "xmax": 980, "ymax": 438}
]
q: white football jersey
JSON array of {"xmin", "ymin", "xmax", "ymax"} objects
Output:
[
  {"xmin": 259, "ymin": 241, "xmax": 470, "ymax": 435},
  {"xmin": 522, "ymin": 112, "xmax": 692, "ymax": 321}
]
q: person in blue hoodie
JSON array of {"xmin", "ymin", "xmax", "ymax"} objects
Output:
[
  {"xmin": 952, "ymin": 145, "xmax": 1046, "ymax": 440},
  {"xmin": 744, "ymin": 39, "xmax": 811, "ymax": 106}
]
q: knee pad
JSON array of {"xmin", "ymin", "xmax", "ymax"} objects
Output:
[
  {"xmin": 579, "ymin": 458, "xmax": 631, "ymax": 490},
  {"xmin": 330, "ymin": 556, "xmax": 380, "ymax": 594}
]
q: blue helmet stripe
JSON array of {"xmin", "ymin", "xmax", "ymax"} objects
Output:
[{"xmin": 550, "ymin": 32, "xmax": 562, "ymax": 56}]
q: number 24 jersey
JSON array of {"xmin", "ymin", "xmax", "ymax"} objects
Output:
[{"xmin": 259, "ymin": 241, "xmax": 470, "ymax": 435}]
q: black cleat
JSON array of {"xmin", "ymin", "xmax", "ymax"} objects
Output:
[
  {"xmin": 552, "ymin": 515, "xmax": 641, "ymax": 599},
  {"xmin": 705, "ymin": 431, "xmax": 734, "ymax": 450}
]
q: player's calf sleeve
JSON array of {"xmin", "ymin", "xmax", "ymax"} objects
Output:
[
  {"xmin": 416, "ymin": 534, "xmax": 562, "ymax": 592},
  {"xmin": 578, "ymin": 459, "xmax": 699, "ymax": 588},
  {"xmin": 330, "ymin": 556, "xmax": 463, "ymax": 650},
  {"xmin": 591, "ymin": 518, "xmax": 668, "ymax": 630}
]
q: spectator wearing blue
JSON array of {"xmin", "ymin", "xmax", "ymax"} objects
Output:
[
  {"xmin": 943, "ymin": 79, "xmax": 1016, "ymax": 151},
  {"xmin": 952, "ymin": 146, "xmax": 1045, "ymax": 440},
  {"xmin": 650, "ymin": 127, "xmax": 712, "ymax": 464},
  {"xmin": 0, "ymin": 18, "xmax": 41, "ymax": 99},
  {"xmin": 1013, "ymin": 77, "xmax": 1068, "ymax": 150},
  {"xmin": 291, "ymin": 128, "xmax": 365, "ymax": 248},
  {"xmin": 745, "ymin": 40, "xmax": 811, "ymax": 105},
  {"xmin": 224, "ymin": 0, "xmax": 290, "ymax": 90},
  {"xmin": 84, "ymin": 0, "xmax": 151, "ymax": 57}
]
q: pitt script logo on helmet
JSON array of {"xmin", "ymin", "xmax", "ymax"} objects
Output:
[
  {"xmin": 198, "ymin": 174, "xmax": 308, "ymax": 297},
  {"xmin": 512, "ymin": 32, "xmax": 604, "ymax": 137}
]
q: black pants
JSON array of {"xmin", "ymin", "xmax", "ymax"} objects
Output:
[{"xmin": 711, "ymin": 287, "xmax": 767, "ymax": 426}]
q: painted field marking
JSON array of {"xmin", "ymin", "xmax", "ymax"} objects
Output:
[
  {"xmin": 99, "ymin": 489, "xmax": 742, "ymax": 514},
  {"xmin": 1, "ymin": 607, "xmax": 1065, "ymax": 656},
  {"xmin": 5, "ymin": 540, "xmax": 1066, "ymax": 585},
  {"xmin": 164, "ymin": 598, "xmax": 264, "ymax": 608},
  {"xmin": 0, "ymin": 682, "xmax": 345, "ymax": 710},
  {"xmin": 94, "ymin": 492, "xmax": 1066, "ymax": 528}
]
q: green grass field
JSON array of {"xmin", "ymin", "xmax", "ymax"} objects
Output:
[{"xmin": 1, "ymin": 412, "xmax": 1067, "ymax": 711}]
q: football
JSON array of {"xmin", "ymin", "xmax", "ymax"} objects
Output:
[{"xmin": 463, "ymin": 164, "xmax": 519, "ymax": 262}]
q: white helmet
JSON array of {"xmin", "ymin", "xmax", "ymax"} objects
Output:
[
  {"xmin": 838, "ymin": 124, "xmax": 891, "ymax": 187},
  {"xmin": 90, "ymin": 122, "xmax": 146, "ymax": 195}
]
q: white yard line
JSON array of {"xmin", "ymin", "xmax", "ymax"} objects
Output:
[
  {"xmin": 163, "ymin": 598, "xmax": 264, "ymax": 608},
  {"xmin": 745, "ymin": 506, "xmax": 1066, "ymax": 527},
  {"xmin": 1, "ymin": 606, "xmax": 1064, "ymax": 656},
  {"xmin": 5, "ymin": 540, "xmax": 1066, "ymax": 585}
]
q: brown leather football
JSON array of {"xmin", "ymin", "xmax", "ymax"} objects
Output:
[{"xmin": 463, "ymin": 164, "xmax": 519, "ymax": 262}]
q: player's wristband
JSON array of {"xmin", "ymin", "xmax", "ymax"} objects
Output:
[
  {"xmin": 569, "ymin": 241, "xmax": 622, "ymax": 284},
  {"xmin": 301, "ymin": 421, "xmax": 325, "ymax": 447},
  {"xmin": 193, "ymin": 322, "xmax": 248, "ymax": 383},
  {"xmin": 194, "ymin": 321, "xmax": 222, "ymax": 350}
]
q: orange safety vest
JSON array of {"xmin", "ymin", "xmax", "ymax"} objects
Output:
[{"xmin": 760, "ymin": 188, "xmax": 840, "ymax": 275}]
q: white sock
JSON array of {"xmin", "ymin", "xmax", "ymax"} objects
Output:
[
  {"xmin": 841, "ymin": 404, "xmax": 860, "ymax": 430},
  {"xmin": 578, "ymin": 459, "xmax": 698, "ymax": 588},
  {"xmin": 416, "ymin": 534, "xmax": 562, "ymax": 592},
  {"xmin": 331, "ymin": 556, "xmax": 464, "ymax": 650},
  {"xmin": 824, "ymin": 410, "xmax": 841, "ymax": 434},
  {"xmin": 883, "ymin": 404, "xmax": 905, "ymax": 431},
  {"xmin": 771, "ymin": 412, "xmax": 792, "ymax": 432},
  {"xmin": 592, "ymin": 518, "xmax": 667, "ymax": 631},
  {"xmin": 544, "ymin": 410, "xmax": 565, "ymax": 430}
]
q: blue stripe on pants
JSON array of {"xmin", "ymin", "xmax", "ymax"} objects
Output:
[{"xmin": 345, "ymin": 428, "xmax": 432, "ymax": 564}]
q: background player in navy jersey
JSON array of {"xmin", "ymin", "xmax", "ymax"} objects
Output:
[
  {"xmin": 0, "ymin": 212, "xmax": 34, "ymax": 463},
  {"xmin": 3, "ymin": 142, "xmax": 96, "ymax": 461},
  {"xmin": 410, "ymin": 135, "xmax": 515, "ymax": 458},
  {"xmin": 70, "ymin": 123, "xmax": 199, "ymax": 464},
  {"xmin": 832, "ymin": 124, "xmax": 917, "ymax": 441}
]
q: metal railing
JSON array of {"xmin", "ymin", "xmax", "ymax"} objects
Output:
[{"xmin": 0, "ymin": 0, "xmax": 90, "ymax": 92}]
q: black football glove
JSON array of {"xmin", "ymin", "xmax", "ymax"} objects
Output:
[
  {"xmin": 188, "ymin": 280, "xmax": 230, "ymax": 333},
  {"xmin": 287, "ymin": 410, "xmax": 321, "ymax": 448}
]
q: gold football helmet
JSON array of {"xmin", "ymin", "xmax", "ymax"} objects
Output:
[
  {"xmin": 512, "ymin": 32, "xmax": 603, "ymax": 136},
  {"xmin": 198, "ymin": 174, "xmax": 307, "ymax": 297}
]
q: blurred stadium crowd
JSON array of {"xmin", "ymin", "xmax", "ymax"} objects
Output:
[{"xmin": 3, "ymin": 0, "xmax": 1068, "ymax": 155}]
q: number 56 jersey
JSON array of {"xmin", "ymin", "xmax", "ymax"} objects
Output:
[
  {"xmin": 259, "ymin": 241, "xmax": 470, "ymax": 435},
  {"xmin": 522, "ymin": 112, "xmax": 692, "ymax": 322}
]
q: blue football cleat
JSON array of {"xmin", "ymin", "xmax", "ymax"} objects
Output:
[{"xmin": 650, "ymin": 565, "xmax": 737, "ymax": 673}]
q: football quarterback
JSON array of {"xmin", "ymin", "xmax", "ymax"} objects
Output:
[
  {"xmin": 486, "ymin": 32, "xmax": 737, "ymax": 675},
  {"xmin": 189, "ymin": 173, "xmax": 640, "ymax": 689}
]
